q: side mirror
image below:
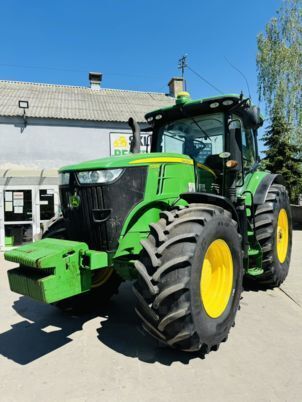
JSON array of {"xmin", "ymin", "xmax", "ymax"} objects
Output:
[
  {"xmin": 128, "ymin": 118, "xmax": 141, "ymax": 154},
  {"xmin": 243, "ymin": 105, "xmax": 264, "ymax": 129},
  {"xmin": 228, "ymin": 119, "xmax": 242, "ymax": 171}
]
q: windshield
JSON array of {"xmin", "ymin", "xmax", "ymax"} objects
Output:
[{"xmin": 157, "ymin": 113, "xmax": 225, "ymax": 163}]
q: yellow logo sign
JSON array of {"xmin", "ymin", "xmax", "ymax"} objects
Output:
[{"xmin": 113, "ymin": 136, "xmax": 128, "ymax": 148}]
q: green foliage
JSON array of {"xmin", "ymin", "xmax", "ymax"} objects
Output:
[
  {"xmin": 262, "ymin": 107, "xmax": 302, "ymax": 203},
  {"xmin": 257, "ymin": 0, "xmax": 302, "ymax": 147}
]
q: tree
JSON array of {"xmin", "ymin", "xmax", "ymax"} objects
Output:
[
  {"xmin": 262, "ymin": 106, "xmax": 302, "ymax": 203},
  {"xmin": 257, "ymin": 0, "xmax": 302, "ymax": 147}
]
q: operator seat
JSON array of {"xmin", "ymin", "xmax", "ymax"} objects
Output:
[
  {"xmin": 204, "ymin": 154, "xmax": 238, "ymax": 198},
  {"xmin": 204, "ymin": 154, "xmax": 223, "ymax": 176}
]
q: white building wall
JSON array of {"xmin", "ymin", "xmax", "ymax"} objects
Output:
[{"xmin": 0, "ymin": 116, "xmax": 135, "ymax": 169}]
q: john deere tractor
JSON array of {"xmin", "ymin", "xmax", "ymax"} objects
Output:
[{"xmin": 4, "ymin": 92, "xmax": 292, "ymax": 354}]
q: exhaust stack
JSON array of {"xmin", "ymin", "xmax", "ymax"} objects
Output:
[{"xmin": 128, "ymin": 117, "xmax": 141, "ymax": 153}]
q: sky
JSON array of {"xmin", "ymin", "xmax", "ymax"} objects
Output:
[{"xmin": 0, "ymin": 0, "xmax": 282, "ymax": 145}]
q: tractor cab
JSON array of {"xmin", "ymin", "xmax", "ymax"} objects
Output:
[{"xmin": 146, "ymin": 92, "xmax": 263, "ymax": 198}]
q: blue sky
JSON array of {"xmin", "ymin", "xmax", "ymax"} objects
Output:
[{"xmin": 0, "ymin": 0, "xmax": 281, "ymax": 143}]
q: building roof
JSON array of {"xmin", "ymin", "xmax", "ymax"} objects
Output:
[{"xmin": 0, "ymin": 80, "xmax": 175, "ymax": 123}]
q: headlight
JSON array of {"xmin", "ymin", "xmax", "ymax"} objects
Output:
[
  {"xmin": 77, "ymin": 169, "xmax": 123, "ymax": 184},
  {"xmin": 59, "ymin": 172, "xmax": 70, "ymax": 185}
]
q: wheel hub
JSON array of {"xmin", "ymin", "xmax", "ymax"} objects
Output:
[
  {"xmin": 200, "ymin": 239, "xmax": 234, "ymax": 319},
  {"xmin": 91, "ymin": 268, "xmax": 113, "ymax": 288},
  {"xmin": 276, "ymin": 208, "xmax": 289, "ymax": 264}
]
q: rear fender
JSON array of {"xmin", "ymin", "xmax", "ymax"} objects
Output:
[
  {"xmin": 253, "ymin": 173, "xmax": 285, "ymax": 205},
  {"xmin": 241, "ymin": 172, "xmax": 285, "ymax": 205},
  {"xmin": 180, "ymin": 192, "xmax": 246, "ymax": 254}
]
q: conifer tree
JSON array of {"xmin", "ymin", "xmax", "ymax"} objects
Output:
[{"xmin": 262, "ymin": 107, "xmax": 302, "ymax": 202}]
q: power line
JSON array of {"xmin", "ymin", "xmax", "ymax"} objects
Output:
[{"xmin": 187, "ymin": 65, "xmax": 224, "ymax": 95}]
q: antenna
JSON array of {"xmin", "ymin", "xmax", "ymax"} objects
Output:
[{"xmin": 224, "ymin": 56, "xmax": 251, "ymax": 100}]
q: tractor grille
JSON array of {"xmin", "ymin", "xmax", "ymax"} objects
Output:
[{"xmin": 60, "ymin": 167, "xmax": 147, "ymax": 252}]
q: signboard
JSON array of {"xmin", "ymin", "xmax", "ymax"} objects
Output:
[
  {"xmin": 110, "ymin": 132, "xmax": 151, "ymax": 156},
  {"xmin": 196, "ymin": 143, "xmax": 212, "ymax": 163}
]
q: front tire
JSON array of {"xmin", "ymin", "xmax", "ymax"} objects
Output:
[{"xmin": 133, "ymin": 204, "xmax": 243, "ymax": 353}]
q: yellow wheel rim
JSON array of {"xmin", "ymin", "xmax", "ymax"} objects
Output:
[
  {"xmin": 200, "ymin": 239, "xmax": 234, "ymax": 319},
  {"xmin": 91, "ymin": 268, "xmax": 113, "ymax": 288},
  {"xmin": 276, "ymin": 208, "xmax": 289, "ymax": 264}
]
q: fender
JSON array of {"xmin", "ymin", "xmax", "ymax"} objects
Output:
[
  {"xmin": 253, "ymin": 174, "xmax": 285, "ymax": 205},
  {"xmin": 40, "ymin": 215, "xmax": 66, "ymax": 240},
  {"xmin": 115, "ymin": 198, "xmax": 174, "ymax": 259},
  {"xmin": 180, "ymin": 192, "xmax": 248, "ymax": 255},
  {"xmin": 180, "ymin": 192, "xmax": 240, "ymax": 224}
]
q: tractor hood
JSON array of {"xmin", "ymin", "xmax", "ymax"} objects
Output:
[{"xmin": 59, "ymin": 153, "xmax": 193, "ymax": 172}]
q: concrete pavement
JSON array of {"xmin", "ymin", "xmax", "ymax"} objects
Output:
[{"xmin": 0, "ymin": 231, "xmax": 301, "ymax": 402}]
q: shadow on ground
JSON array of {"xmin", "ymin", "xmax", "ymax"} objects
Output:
[
  {"xmin": 0, "ymin": 297, "xmax": 93, "ymax": 365},
  {"xmin": 242, "ymin": 277, "xmax": 273, "ymax": 292},
  {"xmin": 0, "ymin": 283, "xmax": 200, "ymax": 366}
]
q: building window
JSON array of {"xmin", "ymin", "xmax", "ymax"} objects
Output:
[
  {"xmin": 4, "ymin": 190, "xmax": 32, "ymax": 222},
  {"xmin": 39, "ymin": 189, "xmax": 55, "ymax": 221},
  {"xmin": 4, "ymin": 224, "xmax": 33, "ymax": 247}
]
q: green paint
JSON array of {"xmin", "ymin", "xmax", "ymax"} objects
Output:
[
  {"xmin": 5, "ymin": 238, "xmax": 108, "ymax": 303},
  {"xmin": 5, "ymin": 236, "xmax": 14, "ymax": 247},
  {"xmin": 246, "ymin": 267, "xmax": 264, "ymax": 276},
  {"xmin": 239, "ymin": 171, "xmax": 269, "ymax": 204},
  {"xmin": 59, "ymin": 152, "xmax": 192, "ymax": 172},
  {"xmin": 69, "ymin": 193, "xmax": 81, "ymax": 208},
  {"xmin": 115, "ymin": 161, "xmax": 194, "ymax": 263}
]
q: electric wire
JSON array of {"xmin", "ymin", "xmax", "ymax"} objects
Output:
[{"xmin": 187, "ymin": 65, "xmax": 224, "ymax": 95}]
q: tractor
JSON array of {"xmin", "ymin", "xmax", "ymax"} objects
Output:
[{"xmin": 4, "ymin": 92, "xmax": 292, "ymax": 354}]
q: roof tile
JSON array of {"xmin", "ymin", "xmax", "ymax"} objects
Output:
[{"xmin": 0, "ymin": 80, "xmax": 175, "ymax": 123}]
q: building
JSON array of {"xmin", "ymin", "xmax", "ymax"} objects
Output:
[{"xmin": 0, "ymin": 73, "xmax": 183, "ymax": 249}]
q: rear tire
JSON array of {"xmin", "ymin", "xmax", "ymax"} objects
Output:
[
  {"xmin": 43, "ymin": 218, "xmax": 122, "ymax": 313},
  {"xmin": 133, "ymin": 204, "xmax": 243, "ymax": 353},
  {"xmin": 253, "ymin": 184, "xmax": 292, "ymax": 288}
]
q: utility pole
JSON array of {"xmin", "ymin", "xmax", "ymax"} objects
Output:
[{"xmin": 178, "ymin": 54, "xmax": 188, "ymax": 90}]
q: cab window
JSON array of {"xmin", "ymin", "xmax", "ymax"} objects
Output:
[
  {"xmin": 242, "ymin": 127, "xmax": 257, "ymax": 168},
  {"xmin": 157, "ymin": 113, "xmax": 224, "ymax": 164}
]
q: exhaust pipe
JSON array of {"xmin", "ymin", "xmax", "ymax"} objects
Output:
[{"xmin": 128, "ymin": 117, "xmax": 141, "ymax": 153}]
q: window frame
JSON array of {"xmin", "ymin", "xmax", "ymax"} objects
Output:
[{"xmin": 154, "ymin": 112, "xmax": 226, "ymax": 163}]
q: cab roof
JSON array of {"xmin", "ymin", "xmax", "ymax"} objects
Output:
[
  {"xmin": 145, "ymin": 94, "xmax": 241, "ymax": 120},
  {"xmin": 145, "ymin": 93, "xmax": 263, "ymax": 130}
]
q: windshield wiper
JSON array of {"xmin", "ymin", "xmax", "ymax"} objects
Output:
[
  {"xmin": 191, "ymin": 116, "xmax": 212, "ymax": 142},
  {"xmin": 164, "ymin": 131, "xmax": 185, "ymax": 142},
  {"xmin": 179, "ymin": 107, "xmax": 212, "ymax": 142}
]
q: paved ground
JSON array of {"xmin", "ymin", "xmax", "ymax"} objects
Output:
[{"xmin": 0, "ymin": 231, "xmax": 301, "ymax": 402}]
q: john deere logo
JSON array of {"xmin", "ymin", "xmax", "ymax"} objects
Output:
[{"xmin": 69, "ymin": 193, "xmax": 80, "ymax": 209}]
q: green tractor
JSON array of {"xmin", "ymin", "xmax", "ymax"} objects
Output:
[{"xmin": 4, "ymin": 92, "xmax": 292, "ymax": 354}]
